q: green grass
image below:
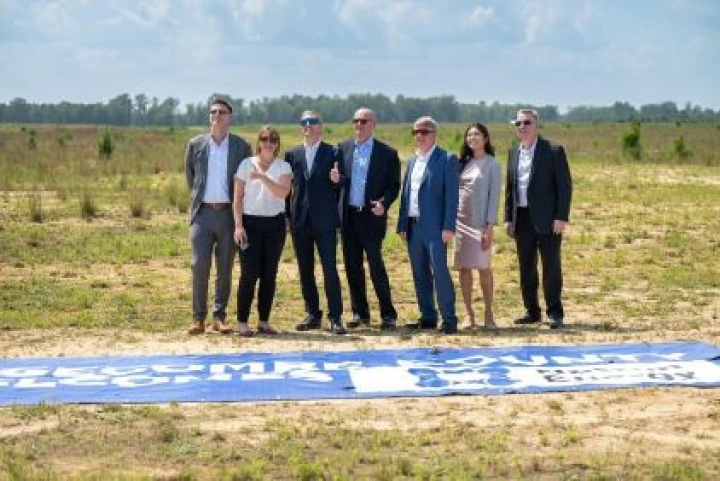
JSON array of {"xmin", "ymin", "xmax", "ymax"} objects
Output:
[{"xmin": 0, "ymin": 123, "xmax": 719, "ymax": 479}]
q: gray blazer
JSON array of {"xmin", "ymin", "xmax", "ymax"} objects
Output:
[
  {"xmin": 185, "ymin": 133, "xmax": 252, "ymax": 224},
  {"xmin": 463, "ymin": 156, "xmax": 502, "ymax": 228}
]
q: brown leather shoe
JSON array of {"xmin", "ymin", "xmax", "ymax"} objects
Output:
[
  {"xmin": 208, "ymin": 319, "xmax": 233, "ymax": 334},
  {"xmin": 188, "ymin": 320, "xmax": 205, "ymax": 335}
]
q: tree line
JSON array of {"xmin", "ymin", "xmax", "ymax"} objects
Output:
[{"xmin": 1, "ymin": 93, "xmax": 718, "ymax": 126}]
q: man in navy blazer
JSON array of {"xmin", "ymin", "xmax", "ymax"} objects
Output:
[
  {"xmin": 504, "ymin": 109, "xmax": 572, "ymax": 329},
  {"xmin": 397, "ymin": 116, "xmax": 460, "ymax": 334},
  {"xmin": 338, "ymin": 108, "xmax": 401, "ymax": 330},
  {"xmin": 286, "ymin": 110, "xmax": 347, "ymax": 334},
  {"xmin": 185, "ymin": 98, "xmax": 252, "ymax": 335}
]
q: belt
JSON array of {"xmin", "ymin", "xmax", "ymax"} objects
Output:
[
  {"xmin": 203, "ymin": 202, "xmax": 231, "ymax": 211},
  {"xmin": 409, "ymin": 216, "xmax": 419, "ymax": 223},
  {"xmin": 350, "ymin": 205, "xmax": 367, "ymax": 213}
]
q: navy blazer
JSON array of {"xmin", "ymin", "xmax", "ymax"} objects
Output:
[
  {"xmin": 286, "ymin": 141, "xmax": 344, "ymax": 231},
  {"xmin": 397, "ymin": 146, "xmax": 459, "ymax": 238},
  {"xmin": 504, "ymin": 136, "xmax": 572, "ymax": 234},
  {"xmin": 337, "ymin": 138, "xmax": 401, "ymax": 235},
  {"xmin": 185, "ymin": 133, "xmax": 252, "ymax": 225}
]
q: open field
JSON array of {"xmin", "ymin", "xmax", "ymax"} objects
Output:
[{"xmin": 1, "ymin": 122, "xmax": 719, "ymax": 479}]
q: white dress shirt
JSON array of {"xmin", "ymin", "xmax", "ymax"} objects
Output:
[
  {"xmin": 203, "ymin": 135, "xmax": 231, "ymax": 203},
  {"xmin": 517, "ymin": 139, "xmax": 537, "ymax": 207},
  {"xmin": 304, "ymin": 140, "xmax": 320, "ymax": 174},
  {"xmin": 408, "ymin": 145, "xmax": 436, "ymax": 218}
]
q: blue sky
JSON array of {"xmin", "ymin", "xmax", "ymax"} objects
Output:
[{"xmin": 1, "ymin": 0, "xmax": 718, "ymax": 111}]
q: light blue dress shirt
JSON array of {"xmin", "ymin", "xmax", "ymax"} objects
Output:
[{"xmin": 349, "ymin": 137, "xmax": 374, "ymax": 207}]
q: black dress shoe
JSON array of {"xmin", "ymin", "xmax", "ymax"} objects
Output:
[
  {"xmin": 549, "ymin": 317, "xmax": 564, "ymax": 329},
  {"xmin": 405, "ymin": 318, "xmax": 437, "ymax": 330},
  {"xmin": 439, "ymin": 321, "xmax": 458, "ymax": 334},
  {"xmin": 380, "ymin": 318, "xmax": 397, "ymax": 330},
  {"xmin": 329, "ymin": 319, "xmax": 347, "ymax": 335},
  {"xmin": 296, "ymin": 313, "xmax": 322, "ymax": 331},
  {"xmin": 513, "ymin": 313, "xmax": 541, "ymax": 325},
  {"xmin": 347, "ymin": 315, "xmax": 370, "ymax": 329}
]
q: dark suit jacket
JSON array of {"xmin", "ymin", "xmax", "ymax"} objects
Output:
[
  {"xmin": 397, "ymin": 146, "xmax": 459, "ymax": 237},
  {"xmin": 185, "ymin": 133, "xmax": 252, "ymax": 224},
  {"xmin": 337, "ymin": 138, "xmax": 401, "ymax": 236},
  {"xmin": 504, "ymin": 136, "xmax": 572, "ymax": 234},
  {"xmin": 285, "ymin": 141, "xmax": 344, "ymax": 231}
]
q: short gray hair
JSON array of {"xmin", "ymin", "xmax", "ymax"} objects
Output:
[{"xmin": 413, "ymin": 116, "xmax": 438, "ymax": 132}]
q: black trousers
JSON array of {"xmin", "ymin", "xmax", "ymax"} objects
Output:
[
  {"xmin": 514, "ymin": 208, "xmax": 564, "ymax": 319},
  {"xmin": 342, "ymin": 209, "xmax": 397, "ymax": 320},
  {"xmin": 291, "ymin": 223, "xmax": 343, "ymax": 320},
  {"xmin": 237, "ymin": 214, "xmax": 286, "ymax": 323}
]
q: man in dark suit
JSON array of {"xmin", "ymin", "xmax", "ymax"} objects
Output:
[
  {"xmin": 397, "ymin": 116, "xmax": 460, "ymax": 334},
  {"xmin": 504, "ymin": 109, "xmax": 573, "ymax": 329},
  {"xmin": 185, "ymin": 98, "xmax": 252, "ymax": 335},
  {"xmin": 338, "ymin": 108, "xmax": 401, "ymax": 330},
  {"xmin": 286, "ymin": 110, "xmax": 347, "ymax": 334}
]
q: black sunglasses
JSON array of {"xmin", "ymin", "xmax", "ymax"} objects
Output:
[
  {"xmin": 259, "ymin": 136, "xmax": 279, "ymax": 143},
  {"xmin": 300, "ymin": 117, "xmax": 321, "ymax": 126},
  {"xmin": 411, "ymin": 128, "xmax": 434, "ymax": 136},
  {"xmin": 514, "ymin": 119, "xmax": 533, "ymax": 127},
  {"xmin": 352, "ymin": 118, "xmax": 370, "ymax": 125},
  {"xmin": 210, "ymin": 109, "xmax": 229, "ymax": 115}
]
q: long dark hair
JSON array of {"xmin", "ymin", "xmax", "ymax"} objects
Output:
[{"xmin": 459, "ymin": 122, "xmax": 495, "ymax": 171}]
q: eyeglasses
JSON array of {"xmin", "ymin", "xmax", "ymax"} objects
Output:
[
  {"xmin": 513, "ymin": 119, "xmax": 533, "ymax": 127},
  {"xmin": 300, "ymin": 117, "xmax": 321, "ymax": 126},
  {"xmin": 352, "ymin": 118, "xmax": 371, "ymax": 125},
  {"xmin": 411, "ymin": 128, "xmax": 435, "ymax": 136},
  {"xmin": 259, "ymin": 136, "xmax": 279, "ymax": 144},
  {"xmin": 210, "ymin": 109, "xmax": 229, "ymax": 115}
]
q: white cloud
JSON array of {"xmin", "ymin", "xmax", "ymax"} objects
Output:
[
  {"xmin": 0, "ymin": 0, "xmax": 718, "ymax": 109},
  {"xmin": 464, "ymin": 5, "xmax": 494, "ymax": 28}
]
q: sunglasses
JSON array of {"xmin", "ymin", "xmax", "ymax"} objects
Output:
[
  {"xmin": 411, "ymin": 128, "xmax": 435, "ymax": 136},
  {"xmin": 259, "ymin": 136, "xmax": 279, "ymax": 143},
  {"xmin": 300, "ymin": 117, "xmax": 321, "ymax": 126},
  {"xmin": 352, "ymin": 118, "xmax": 371, "ymax": 125},
  {"xmin": 209, "ymin": 109, "xmax": 229, "ymax": 115},
  {"xmin": 514, "ymin": 119, "xmax": 533, "ymax": 127}
]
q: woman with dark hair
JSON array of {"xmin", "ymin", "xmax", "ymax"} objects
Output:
[
  {"xmin": 454, "ymin": 123, "xmax": 501, "ymax": 330},
  {"xmin": 232, "ymin": 125, "xmax": 292, "ymax": 336}
]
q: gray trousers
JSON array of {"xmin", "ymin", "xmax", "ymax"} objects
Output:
[{"xmin": 190, "ymin": 205, "xmax": 236, "ymax": 321}]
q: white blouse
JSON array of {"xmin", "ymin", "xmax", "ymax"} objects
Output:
[{"xmin": 235, "ymin": 157, "xmax": 292, "ymax": 216}]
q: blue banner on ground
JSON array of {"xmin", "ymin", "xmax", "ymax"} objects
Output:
[{"xmin": 1, "ymin": 342, "xmax": 719, "ymax": 406}]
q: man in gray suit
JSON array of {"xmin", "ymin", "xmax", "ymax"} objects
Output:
[{"xmin": 185, "ymin": 99, "xmax": 252, "ymax": 335}]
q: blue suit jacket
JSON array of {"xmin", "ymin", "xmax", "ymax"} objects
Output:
[{"xmin": 397, "ymin": 146, "xmax": 459, "ymax": 238}]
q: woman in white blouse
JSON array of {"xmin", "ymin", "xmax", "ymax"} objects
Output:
[{"xmin": 233, "ymin": 126, "xmax": 292, "ymax": 336}]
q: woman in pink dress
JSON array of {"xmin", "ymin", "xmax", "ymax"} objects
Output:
[{"xmin": 454, "ymin": 123, "xmax": 501, "ymax": 330}]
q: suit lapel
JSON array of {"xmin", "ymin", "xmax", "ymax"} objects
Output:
[
  {"xmin": 226, "ymin": 135, "xmax": 237, "ymax": 185},
  {"xmin": 346, "ymin": 142, "xmax": 357, "ymax": 181},
  {"xmin": 529, "ymin": 137, "xmax": 543, "ymax": 184},
  {"xmin": 404, "ymin": 155, "xmax": 417, "ymax": 200},
  {"xmin": 200, "ymin": 134, "xmax": 211, "ymax": 176},
  {"xmin": 296, "ymin": 147, "xmax": 309, "ymax": 179}
]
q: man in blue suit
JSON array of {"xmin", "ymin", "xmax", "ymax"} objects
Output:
[
  {"xmin": 397, "ymin": 116, "xmax": 460, "ymax": 334},
  {"xmin": 286, "ymin": 110, "xmax": 347, "ymax": 335}
]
